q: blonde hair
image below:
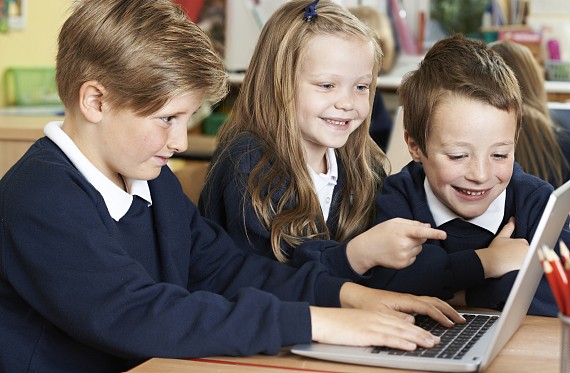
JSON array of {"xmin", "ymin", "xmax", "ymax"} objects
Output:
[
  {"xmin": 348, "ymin": 6, "xmax": 396, "ymax": 73},
  {"xmin": 490, "ymin": 41, "xmax": 570, "ymax": 187},
  {"xmin": 212, "ymin": 0, "xmax": 387, "ymax": 262},
  {"xmin": 56, "ymin": 0, "xmax": 228, "ymax": 116}
]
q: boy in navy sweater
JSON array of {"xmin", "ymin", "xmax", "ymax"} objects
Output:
[
  {"xmin": 366, "ymin": 34, "xmax": 569, "ymax": 316},
  {"xmin": 0, "ymin": 1, "xmax": 463, "ymax": 372}
]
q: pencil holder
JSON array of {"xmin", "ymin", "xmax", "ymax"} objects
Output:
[{"xmin": 561, "ymin": 313, "xmax": 570, "ymax": 373}]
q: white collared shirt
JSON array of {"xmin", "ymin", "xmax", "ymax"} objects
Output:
[
  {"xmin": 44, "ymin": 121, "xmax": 152, "ymax": 221},
  {"xmin": 424, "ymin": 178, "xmax": 505, "ymax": 234},
  {"xmin": 308, "ymin": 148, "xmax": 338, "ymax": 220}
]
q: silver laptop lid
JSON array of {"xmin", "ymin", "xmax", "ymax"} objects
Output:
[{"xmin": 478, "ymin": 179, "xmax": 570, "ymax": 370}]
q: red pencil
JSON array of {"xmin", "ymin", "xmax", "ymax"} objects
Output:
[
  {"xmin": 548, "ymin": 245, "xmax": 570, "ymax": 313},
  {"xmin": 539, "ymin": 246, "xmax": 567, "ymax": 314},
  {"xmin": 558, "ymin": 241, "xmax": 570, "ymax": 302},
  {"xmin": 546, "ymin": 246, "xmax": 568, "ymax": 285}
]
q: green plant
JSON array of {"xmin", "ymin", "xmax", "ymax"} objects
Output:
[{"xmin": 431, "ymin": 0, "xmax": 490, "ymax": 36}]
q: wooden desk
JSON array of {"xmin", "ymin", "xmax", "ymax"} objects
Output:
[
  {"xmin": 0, "ymin": 115, "xmax": 218, "ymax": 177},
  {"xmin": 128, "ymin": 315, "xmax": 561, "ymax": 373}
]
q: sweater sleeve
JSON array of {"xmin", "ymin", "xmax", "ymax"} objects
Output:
[
  {"xmin": 0, "ymin": 145, "xmax": 346, "ymax": 363},
  {"xmin": 289, "ymin": 240, "xmax": 362, "ymax": 280},
  {"xmin": 186, "ymin": 197, "xmax": 348, "ymax": 308},
  {"xmin": 362, "ymin": 242, "xmax": 483, "ymax": 299}
]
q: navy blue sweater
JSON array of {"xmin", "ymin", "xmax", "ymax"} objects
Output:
[
  {"xmin": 0, "ymin": 137, "xmax": 348, "ymax": 372},
  {"xmin": 199, "ymin": 132, "xmax": 362, "ymax": 280},
  {"xmin": 368, "ymin": 161, "xmax": 569, "ymax": 316}
]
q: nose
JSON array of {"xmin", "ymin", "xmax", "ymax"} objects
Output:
[
  {"xmin": 167, "ymin": 123, "xmax": 188, "ymax": 154},
  {"xmin": 334, "ymin": 89, "xmax": 355, "ymax": 111},
  {"xmin": 465, "ymin": 157, "xmax": 490, "ymax": 183}
]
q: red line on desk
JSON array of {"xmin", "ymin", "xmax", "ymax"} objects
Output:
[{"xmin": 190, "ymin": 358, "xmax": 350, "ymax": 373}]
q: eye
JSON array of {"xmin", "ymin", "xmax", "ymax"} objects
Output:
[
  {"xmin": 160, "ymin": 116, "xmax": 176, "ymax": 125},
  {"xmin": 319, "ymin": 83, "xmax": 335, "ymax": 89},
  {"xmin": 492, "ymin": 153, "xmax": 509, "ymax": 160},
  {"xmin": 356, "ymin": 84, "xmax": 370, "ymax": 92},
  {"xmin": 447, "ymin": 154, "xmax": 466, "ymax": 161}
]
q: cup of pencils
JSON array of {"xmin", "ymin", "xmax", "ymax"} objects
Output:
[{"xmin": 539, "ymin": 241, "xmax": 570, "ymax": 372}]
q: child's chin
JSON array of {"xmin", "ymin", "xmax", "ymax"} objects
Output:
[
  {"xmin": 456, "ymin": 207, "xmax": 489, "ymax": 220},
  {"xmin": 137, "ymin": 169, "xmax": 162, "ymax": 181}
]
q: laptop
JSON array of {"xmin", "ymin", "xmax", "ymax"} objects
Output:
[{"xmin": 292, "ymin": 179, "xmax": 570, "ymax": 372}]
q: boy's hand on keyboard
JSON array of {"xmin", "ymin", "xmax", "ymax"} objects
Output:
[
  {"xmin": 339, "ymin": 283, "xmax": 466, "ymax": 328},
  {"xmin": 309, "ymin": 306, "xmax": 441, "ymax": 351}
]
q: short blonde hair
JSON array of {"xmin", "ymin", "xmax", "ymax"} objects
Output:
[{"xmin": 56, "ymin": 0, "xmax": 228, "ymax": 116}]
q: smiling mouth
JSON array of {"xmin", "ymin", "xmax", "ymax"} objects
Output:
[
  {"xmin": 323, "ymin": 118, "xmax": 349, "ymax": 126},
  {"xmin": 454, "ymin": 187, "xmax": 488, "ymax": 196}
]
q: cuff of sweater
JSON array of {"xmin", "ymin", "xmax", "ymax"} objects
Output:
[
  {"xmin": 279, "ymin": 301, "xmax": 312, "ymax": 347},
  {"xmin": 315, "ymin": 273, "xmax": 349, "ymax": 307},
  {"xmin": 292, "ymin": 241, "xmax": 364, "ymax": 282},
  {"xmin": 449, "ymin": 250, "xmax": 485, "ymax": 291},
  {"xmin": 323, "ymin": 242, "xmax": 364, "ymax": 281}
]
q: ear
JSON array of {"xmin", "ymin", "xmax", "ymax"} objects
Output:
[
  {"xmin": 78, "ymin": 81, "xmax": 106, "ymax": 123},
  {"xmin": 404, "ymin": 130, "xmax": 423, "ymax": 163}
]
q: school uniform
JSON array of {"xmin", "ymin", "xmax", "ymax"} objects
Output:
[
  {"xmin": 365, "ymin": 160, "xmax": 568, "ymax": 316},
  {"xmin": 199, "ymin": 132, "xmax": 362, "ymax": 280},
  {"xmin": 0, "ymin": 123, "xmax": 349, "ymax": 373}
]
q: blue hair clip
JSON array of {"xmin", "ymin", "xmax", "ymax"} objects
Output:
[{"xmin": 303, "ymin": 0, "xmax": 319, "ymax": 21}]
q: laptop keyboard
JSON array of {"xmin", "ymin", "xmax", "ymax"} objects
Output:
[{"xmin": 372, "ymin": 314, "xmax": 499, "ymax": 360}]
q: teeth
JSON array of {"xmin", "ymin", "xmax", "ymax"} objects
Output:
[
  {"xmin": 461, "ymin": 189, "xmax": 485, "ymax": 196},
  {"xmin": 325, "ymin": 119, "xmax": 347, "ymax": 126}
]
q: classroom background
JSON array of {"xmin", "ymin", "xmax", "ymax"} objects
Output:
[
  {"xmin": 0, "ymin": 0, "xmax": 569, "ymax": 108},
  {"xmin": 0, "ymin": 0, "xmax": 569, "ymax": 188}
]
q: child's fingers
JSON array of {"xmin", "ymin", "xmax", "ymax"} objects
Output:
[
  {"xmin": 311, "ymin": 306, "xmax": 440, "ymax": 350},
  {"xmin": 371, "ymin": 317, "xmax": 441, "ymax": 350},
  {"xmin": 415, "ymin": 296, "xmax": 466, "ymax": 326},
  {"xmin": 388, "ymin": 294, "xmax": 465, "ymax": 327},
  {"xmin": 409, "ymin": 225, "xmax": 447, "ymax": 241},
  {"xmin": 496, "ymin": 216, "xmax": 516, "ymax": 237},
  {"xmin": 392, "ymin": 218, "xmax": 447, "ymax": 241}
]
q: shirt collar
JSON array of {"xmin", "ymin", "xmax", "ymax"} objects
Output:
[
  {"xmin": 44, "ymin": 121, "xmax": 152, "ymax": 221},
  {"xmin": 308, "ymin": 148, "xmax": 338, "ymax": 183},
  {"xmin": 326, "ymin": 148, "xmax": 338, "ymax": 180},
  {"xmin": 424, "ymin": 178, "xmax": 505, "ymax": 234}
]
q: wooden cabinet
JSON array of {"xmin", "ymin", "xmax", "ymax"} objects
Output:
[{"xmin": 0, "ymin": 116, "xmax": 52, "ymax": 177}]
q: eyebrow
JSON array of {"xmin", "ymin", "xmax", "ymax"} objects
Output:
[
  {"xmin": 440, "ymin": 140, "xmax": 515, "ymax": 148},
  {"xmin": 305, "ymin": 73, "xmax": 374, "ymax": 81}
]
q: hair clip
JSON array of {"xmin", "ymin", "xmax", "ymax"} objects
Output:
[{"xmin": 303, "ymin": 0, "xmax": 319, "ymax": 21}]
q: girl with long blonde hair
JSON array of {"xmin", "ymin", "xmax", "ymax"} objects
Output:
[{"xmin": 200, "ymin": 0, "xmax": 446, "ymax": 277}]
